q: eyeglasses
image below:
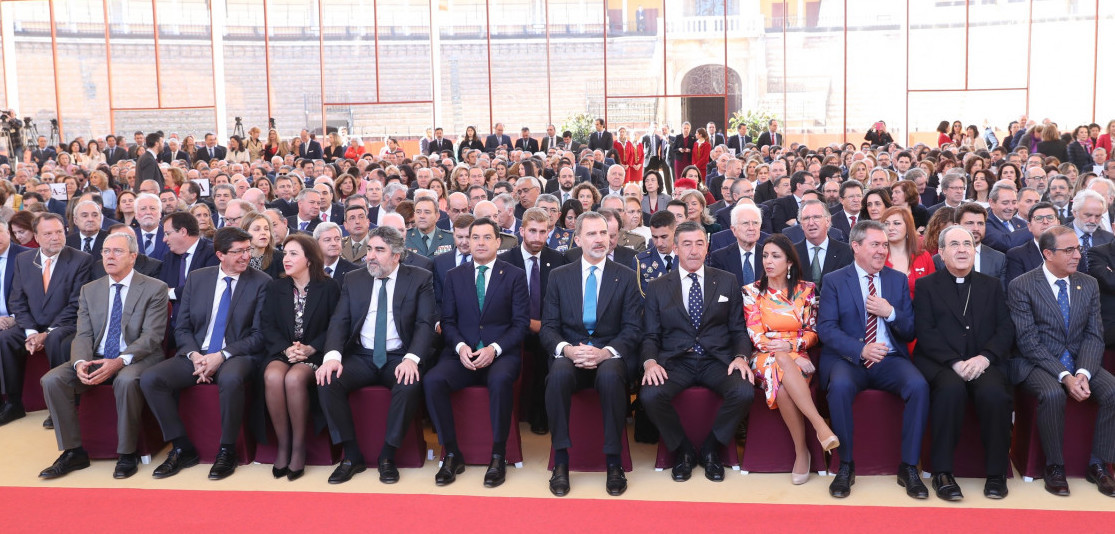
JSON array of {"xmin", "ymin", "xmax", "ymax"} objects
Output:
[
  {"xmin": 1051, "ymin": 246, "xmax": 1081, "ymax": 255},
  {"xmin": 225, "ymin": 247, "xmax": 252, "ymax": 256},
  {"xmin": 1031, "ymin": 214, "xmax": 1057, "ymax": 223}
]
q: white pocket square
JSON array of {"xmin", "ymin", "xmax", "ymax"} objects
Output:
[{"xmin": 717, "ymin": 295, "xmax": 729, "ymax": 303}]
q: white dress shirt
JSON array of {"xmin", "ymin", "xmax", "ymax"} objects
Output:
[
  {"xmin": 679, "ymin": 265, "xmax": 705, "ymax": 315},
  {"xmin": 455, "ymin": 259, "xmax": 502, "ymax": 357},
  {"xmin": 1041, "ymin": 264, "xmax": 1091, "ymax": 381},
  {"xmin": 88, "ymin": 270, "xmax": 136, "ymax": 365},
  {"xmin": 200, "ymin": 268, "xmax": 239, "ymax": 358},
  {"xmin": 323, "ymin": 265, "xmax": 419, "ymax": 364},
  {"xmin": 168, "ymin": 238, "xmax": 200, "ymax": 300},
  {"xmin": 554, "ymin": 258, "xmax": 620, "ymax": 359}
]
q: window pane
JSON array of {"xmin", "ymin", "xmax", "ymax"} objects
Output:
[
  {"xmin": 156, "ymin": 0, "xmax": 214, "ymax": 107},
  {"xmin": 846, "ymin": 1, "xmax": 906, "ymax": 144},
  {"xmin": 268, "ymin": 0, "xmax": 322, "ymax": 135},
  {"xmin": 107, "ymin": 0, "xmax": 158, "ymax": 109},
  {"xmin": 907, "ymin": 0, "xmax": 963, "ymax": 90},
  {"xmin": 1028, "ymin": 2, "xmax": 1095, "ymax": 123},
  {"xmin": 548, "ymin": 0, "xmax": 605, "ymax": 128},
  {"xmin": 605, "ymin": 0, "xmax": 662, "ymax": 97},
  {"xmin": 907, "ymin": 90, "xmax": 1025, "ymax": 148},
  {"xmin": 320, "ymin": 0, "xmax": 377, "ymax": 105},
  {"xmin": 1096, "ymin": 2, "xmax": 1115, "ymax": 122},
  {"xmin": 967, "ymin": 0, "xmax": 1028, "ymax": 90},
  {"xmin": 490, "ymin": 0, "xmax": 549, "ymax": 129},
  {"xmin": 436, "ymin": 0, "xmax": 490, "ymax": 137},
  {"xmin": 54, "ymin": 0, "xmax": 110, "ymax": 139},
  {"xmin": 223, "ymin": 0, "xmax": 270, "ymax": 136},
  {"xmin": 378, "ymin": 0, "xmax": 431, "ymax": 103},
  {"xmin": 112, "ymin": 108, "xmax": 216, "ymax": 137},
  {"xmin": 327, "ymin": 103, "xmax": 433, "ymax": 152}
]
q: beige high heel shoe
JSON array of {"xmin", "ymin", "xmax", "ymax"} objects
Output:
[
  {"xmin": 820, "ymin": 435, "xmax": 840, "ymax": 452},
  {"xmin": 792, "ymin": 453, "xmax": 811, "ymax": 485}
]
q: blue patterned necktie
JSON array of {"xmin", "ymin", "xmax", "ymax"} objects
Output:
[
  {"xmin": 1081, "ymin": 233, "xmax": 1093, "ymax": 271},
  {"xmin": 583, "ymin": 265, "xmax": 597, "ymax": 334},
  {"xmin": 1055, "ymin": 279, "xmax": 1075, "ymax": 371},
  {"xmin": 742, "ymin": 251, "xmax": 755, "ymax": 286},
  {"xmin": 687, "ymin": 273, "xmax": 704, "ymax": 356},
  {"xmin": 103, "ymin": 283, "xmax": 124, "ymax": 359},
  {"xmin": 207, "ymin": 276, "xmax": 233, "ymax": 354},
  {"xmin": 143, "ymin": 233, "xmax": 154, "ymax": 256}
]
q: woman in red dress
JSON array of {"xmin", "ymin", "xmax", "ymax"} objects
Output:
[
  {"xmin": 882, "ymin": 206, "xmax": 934, "ymax": 299},
  {"xmin": 613, "ymin": 126, "xmax": 643, "ymax": 184},
  {"xmin": 691, "ymin": 127, "xmax": 711, "ymax": 184}
]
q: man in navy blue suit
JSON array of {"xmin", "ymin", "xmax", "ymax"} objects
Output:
[
  {"xmin": 708, "ymin": 203, "xmax": 766, "ymax": 290},
  {"xmin": 984, "ymin": 183, "xmax": 1027, "ymax": 253},
  {"xmin": 425, "ymin": 217, "xmax": 529, "ymax": 489},
  {"xmin": 133, "ymin": 193, "xmax": 169, "ymax": 260},
  {"xmin": 817, "ymin": 220, "xmax": 929, "ymax": 500},
  {"xmin": 0, "ymin": 221, "xmax": 28, "ymax": 412},
  {"xmin": 1006, "ymin": 202, "xmax": 1059, "ymax": 286},
  {"xmin": 158, "ymin": 212, "xmax": 220, "ymax": 324},
  {"xmin": 484, "ymin": 123, "xmax": 513, "ymax": 155},
  {"xmin": 432, "ymin": 215, "xmax": 474, "ymax": 313}
]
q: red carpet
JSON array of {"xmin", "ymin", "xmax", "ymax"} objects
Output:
[{"xmin": 1, "ymin": 486, "xmax": 1112, "ymax": 532}]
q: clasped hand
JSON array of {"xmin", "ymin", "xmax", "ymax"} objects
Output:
[
  {"xmin": 284, "ymin": 342, "xmax": 315, "ymax": 364},
  {"xmin": 190, "ymin": 352, "xmax": 225, "ymax": 383},
  {"xmin": 951, "ymin": 356, "xmax": 989, "ymax": 382},
  {"xmin": 76, "ymin": 358, "xmax": 124, "ymax": 386},
  {"xmin": 1062, "ymin": 373, "xmax": 1091, "ymax": 402},
  {"xmin": 562, "ymin": 344, "xmax": 609, "ymax": 369},
  {"xmin": 459, "ymin": 345, "xmax": 496, "ymax": 371}
]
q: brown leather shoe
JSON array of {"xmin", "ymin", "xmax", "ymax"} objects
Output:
[{"xmin": 1086, "ymin": 463, "xmax": 1115, "ymax": 497}]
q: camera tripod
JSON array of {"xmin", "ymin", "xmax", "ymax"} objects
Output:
[{"xmin": 233, "ymin": 116, "xmax": 245, "ymax": 138}]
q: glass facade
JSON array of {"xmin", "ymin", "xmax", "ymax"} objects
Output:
[{"xmin": 0, "ymin": 0, "xmax": 1108, "ymax": 148}]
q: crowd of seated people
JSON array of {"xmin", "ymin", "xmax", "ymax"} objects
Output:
[{"xmin": 0, "ymin": 115, "xmax": 1113, "ymax": 503}]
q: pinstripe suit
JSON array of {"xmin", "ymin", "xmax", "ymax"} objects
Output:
[{"xmin": 1006, "ymin": 266, "xmax": 1115, "ymax": 465}]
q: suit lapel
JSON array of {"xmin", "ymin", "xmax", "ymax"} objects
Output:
[
  {"xmin": 89, "ymin": 278, "xmax": 110, "ymax": 349},
  {"xmin": 596, "ymin": 262, "xmax": 617, "ymax": 321},
  {"xmin": 844, "ymin": 268, "xmax": 866, "ymax": 331},
  {"xmin": 196, "ymin": 270, "xmax": 218, "ymax": 328},
  {"xmin": 702, "ymin": 270, "xmax": 719, "ymax": 311},
  {"xmin": 391, "ymin": 269, "xmax": 408, "ymax": 333},
  {"xmin": 1066, "ymin": 273, "xmax": 1086, "ymax": 333},
  {"xmin": 480, "ymin": 264, "xmax": 505, "ymax": 322}
]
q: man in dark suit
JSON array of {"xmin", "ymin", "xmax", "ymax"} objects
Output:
[
  {"xmin": 135, "ymin": 133, "xmax": 164, "ymax": 192},
  {"xmin": 298, "ymin": 130, "xmax": 323, "ymax": 160},
  {"xmin": 38, "ymin": 233, "xmax": 169, "ymax": 479},
  {"xmin": 985, "ymin": 183, "xmax": 1027, "ymax": 253},
  {"xmin": 159, "ymin": 212, "xmax": 220, "ymax": 323},
  {"xmin": 640, "ymin": 221, "xmax": 755, "ymax": 482},
  {"xmin": 0, "ymin": 214, "xmax": 94, "ymax": 426},
  {"xmin": 428, "ymin": 127, "xmax": 454, "ymax": 156},
  {"xmin": 1006, "ymin": 202, "xmax": 1060, "ymax": 285},
  {"xmin": 30, "ymin": 136, "xmax": 57, "ymax": 169},
  {"xmin": 1067, "ymin": 190, "xmax": 1115, "ymax": 273},
  {"xmin": 641, "ymin": 128, "xmax": 665, "ymax": 162},
  {"xmin": 708, "ymin": 204, "xmax": 766, "ymax": 290},
  {"xmin": 315, "ymin": 226, "xmax": 435, "ymax": 484},
  {"xmin": 269, "ymin": 175, "xmax": 299, "ymax": 218},
  {"xmin": 705, "ymin": 122, "xmax": 726, "ymax": 147},
  {"xmin": 199, "ymin": 133, "xmax": 227, "ymax": 162},
  {"xmin": 95, "ymin": 225, "xmax": 162, "ymax": 279},
  {"xmin": 433, "ymin": 215, "xmax": 474, "ymax": 312},
  {"xmin": 931, "ymin": 204, "xmax": 1007, "ymax": 287},
  {"xmin": 1088, "ymin": 240, "xmax": 1115, "ymax": 346},
  {"xmin": 484, "ymin": 123, "xmax": 512, "ymax": 154},
  {"xmin": 103, "ymin": 136, "xmax": 127, "ymax": 165},
  {"xmin": 914, "ymin": 225, "xmax": 1014, "ymax": 501},
  {"xmin": 541, "ymin": 211, "xmax": 642, "ymax": 497},
  {"xmin": 0, "ymin": 221, "xmax": 28, "ymax": 383},
  {"xmin": 817, "ymin": 220, "xmax": 929, "ymax": 499},
  {"xmin": 424, "ymin": 218, "xmax": 529, "ymax": 488},
  {"xmin": 158, "ymin": 138, "xmax": 190, "ymax": 166},
  {"xmin": 1007, "ymin": 225, "xmax": 1115, "ymax": 497},
  {"xmin": 726, "ymin": 124, "xmax": 751, "ymax": 155},
  {"xmin": 927, "ymin": 172, "xmax": 968, "ymax": 218},
  {"xmin": 829, "ymin": 180, "xmax": 863, "ymax": 243},
  {"xmin": 755, "ymin": 119, "xmax": 783, "ymax": 149},
  {"xmin": 287, "ymin": 189, "xmax": 322, "ymax": 235},
  {"xmin": 514, "ymin": 127, "xmax": 539, "ymax": 153},
  {"xmin": 140, "ymin": 227, "xmax": 269, "ymax": 481},
  {"xmin": 794, "ymin": 200, "xmax": 854, "ymax": 291},
  {"xmin": 66, "ymin": 200, "xmax": 109, "ymax": 261},
  {"xmin": 404, "ymin": 197, "xmax": 454, "ymax": 258},
  {"xmin": 769, "ymin": 173, "xmax": 815, "ymax": 234},
  {"xmin": 314, "ymin": 222, "xmax": 358, "ymax": 283},
  {"xmin": 132, "ymin": 193, "xmax": 169, "ymax": 260},
  {"xmin": 588, "ymin": 118, "xmax": 613, "ymax": 153},
  {"xmin": 499, "ymin": 208, "xmax": 568, "ymax": 435}
]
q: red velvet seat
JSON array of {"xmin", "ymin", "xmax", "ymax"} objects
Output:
[
  {"xmin": 348, "ymin": 386, "xmax": 426, "ymax": 468},
  {"xmin": 653, "ymin": 387, "xmax": 740, "ymax": 470},
  {"xmin": 1011, "ymin": 386, "xmax": 1099, "ymax": 480},
  {"xmin": 740, "ymin": 384, "xmax": 827, "ymax": 474},
  {"xmin": 1104, "ymin": 350, "xmax": 1115, "ymax": 374},
  {"xmin": 918, "ymin": 402, "xmax": 1013, "ymax": 479},
  {"xmin": 253, "ymin": 420, "xmax": 340, "ymax": 467},
  {"xmin": 177, "ymin": 385, "xmax": 255, "ymax": 465},
  {"xmin": 439, "ymin": 385, "xmax": 523, "ymax": 466},
  {"xmin": 78, "ymin": 384, "xmax": 165, "ymax": 460},
  {"xmin": 20, "ymin": 350, "xmax": 50, "ymax": 411},
  {"xmin": 827, "ymin": 389, "xmax": 904, "ymax": 475},
  {"xmin": 545, "ymin": 389, "xmax": 633, "ymax": 472}
]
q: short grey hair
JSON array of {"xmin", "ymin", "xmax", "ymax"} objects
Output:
[
  {"xmin": 412, "ymin": 188, "xmax": 437, "ymax": 203},
  {"xmin": 988, "ymin": 181, "xmax": 1017, "ymax": 202},
  {"xmin": 730, "ymin": 203, "xmax": 762, "ymax": 226},
  {"xmin": 940, "ymin": 170, "xmax": 966, "ymax": 192},
  {"xmin": 903, "ymin": 168, "xmax": 926, "ymax": 182},
  {"xmin": 295, "ymin": 188, "xmax": 321, "ymax": 202},
  {"xmin": 515, "ymin": 176, "xmax": 540, "ymax": 189},
  {"xmin": 1072, "ymin": 189, "xmax": 1106, "ymax": 213},
  {"xmin": 75, "ymin": 200, "xmax": 103, "ymax": 216},
  {"xmin": 673, "ymin": 221, "xmax": 706, "ymax": 245},
  {"xmin": 212, "ymin": 183, "xmax": 235, "ymax": 197},
  {"xmin": 492, "ymin": 193, "xmax": 515, "ymax": 209},
  {"xmin": 383, "ymin": 182, "xmax": 408, "ymax": 199},
  {"xmin": 798, "ymin": 198, "xmax": 831, "ymax": 220},
  {"xmin": 104, "ymin": 231, "xmax": 139, "ymax": 254},
  {"xmin": 534, "ymin": 193, "xmax": 559, "ymax": 207},
  {"xmin": 849, "ymin": 219, "xmax": 886, "ymax": 244},
  {"xmin": 937, "ymin": 225, "xmax": 973, "ymax": 252},
  {"xmin": 135, "ymin": 192, "xmax": 162, "ymax": 208},
  {"xmin": 313, "ymin": 221, "xmax": 342, "ymax": 240},
  {"xmin": 368, "ymin": 225, "xmax": 405, "ymax": 255},
  {"xmin": 574, "ymin": 210, "xmax": 607, "ymax": 236}
]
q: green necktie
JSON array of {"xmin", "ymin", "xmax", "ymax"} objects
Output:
[
  {"xmin": 475, "ymin": 265, "xmax": 488, "ymax": 349},
  {"xmin": 373, "ymin": 277, "xmax": 388, "ymax": 368},
  {"xmin": 811, "ymin": 246, "xmax": 822, "ymax": 281}
]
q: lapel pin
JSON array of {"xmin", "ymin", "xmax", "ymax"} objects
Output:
[{"xmin": 1076, "ymin": 285, "xmax": 1081, "ymax": 290}]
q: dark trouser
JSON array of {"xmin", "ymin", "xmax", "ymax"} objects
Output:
[
  {"xmin": 41, "ymin": 354, "xmax": 163, "ymax": 454},
  {"xmin": 0, "ymin": 326, "xmax": 75, "ymax": 399},
  {"xmin": 1022, "ymin": 366, "xmax": 1115, "ymax": 465},
  {"xmin": 139, "ymin": 355, "xmax": 257, "ymax": 445},
  {"xmin": 639, "ymin": 355, "xmax": 754, "ymax": 453},
  {"xmin": 925, "ymin": 364, "xmax": 1012, "ymax": 476},
  {"xmin": 523, "ymin": 334, "xmax": 548, "ymax": 425},
  {"xmin": 317, "ymin": 352, "xmax": 420, "ymax": 447},
  {"xmin": 546, "ymin": 357, "xmax": 627, "ymax": 455},
  {"xmin": 825, "ymin": 354, "xmax": 929, "ymax": 466},
  {"xmin": 424, "ymin": 351, "xmax": 521, "ymax": 447}
]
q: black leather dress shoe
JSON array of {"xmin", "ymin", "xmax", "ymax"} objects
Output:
[
  {"xmin": 897, "ymin": 463, "xmax": 929, "ymax": 499},
  {"xmin": 829, "ymin": 462, "xmax": 855, "ymax": 498},
  {"xmin": 208, "ymin": 447, "xmax": 238, "ymax": 480},
  {"xmin": 931, "ymin": 472, "xmax": 963, "ymax": 501},
  {"xmin": 328, "ymin": 459, "xmax": 366, "ymax": 484},
  {"xmin": 435, "ymin": 452, "xmax": 465, "ymax": 486},
  {"xmin": 0, "ymin": 402, "xmax": 26, "ymax": 426},
  {"xmin": 152, "ymin": 447, "xmax": 199, "ymax": 479},
  {"xmin": 483, "ymin": 454, "xmax": 507, "ymax": 488},
  {"xmin": 549, "ymin": 463, "xmax": 570, "ymax": 496},
  {"xmin": 1086, "ymin": 463, "xmax": 1115, "ymax": 497},
  {"xmin": 605, "ymin": 464, "xmax": 627, "ymax": 496},
  {"xmin": 1044, "ymin": 464, "xmax": 1070, "ymax": 496},
  {"xmin": 700, "ymin": 450, "xmax": 725, "ymax": 482},
  {"xmin": 42, "ymin": 416, "xmax": 54, "ymax": 429},
  {"xmin": 378, "ymin": 458, "xmax": 400, "ymax": 484},
  {"xmin": 38, "ymin": 450, "xmax": 90, "ymax": 479},
  {"xmin": 113, "ymin": 454, "xmax": 139, "ymax": 479},
  {"xmin": 529, "ymin": 414, "xmax": 549, "ymax": 435},
  {"xmin": 671, "ymin": 450, "xmax": 695, "ymax": 482},
  {"xmin": 984, "ymin": 475, "xmax": 1008, "ymax": 499}
]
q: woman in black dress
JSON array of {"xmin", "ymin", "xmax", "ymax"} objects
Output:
[
  {"xmin": 260, "ymin": 234, "xmax": 341, "ymax": 481},
  {"xmin": 457, "ymin": 125, "xmax": 484, "ymax": 161}
]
